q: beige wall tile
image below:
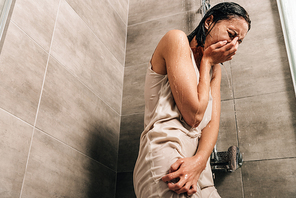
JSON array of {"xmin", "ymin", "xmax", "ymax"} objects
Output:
[
  {"xmin": 118, "ymin": 113, "xmax": 144, "ymax": 172},
  {"xmin": 242, "ymin": 159, "xmax": 296, "ymax": 197},
  {"xmin": 125, "ymin": 11, "xmax": 202, "ymax": 67},
  {"xmin": 51, "ymin": 0, "xmax": 124, "ymax": 113},
  {"xmin": 0, "ymin": 109, "xmax": 33, "ymax": 197},
  {"xmin": 128, "ymin": 0, "xmax": 200, "ymax": 25},
  {"xmin": 11, "ymin": 0, "xmax": 60, "ymax": 52},
  {"xmin": 108, "ymin": 0, "xmax": 129, "ymax": 24},
  {"xmin": 0, "ymin": 23, "xmax": 48, "ymax": 124},
  {"xmin": 36, "ymin": 57, "xmax": 120, "ymax": 170},
  {"xmin": 122, "ymin": 64, "xmax": 146, "ymax": 115},
  {"xmin": 66, "ymin": 0, "xmax": 127, "ymax": 65},
  {"xmin": 217, "ymin": 100, "xmax": 238, "ymax": 151},
  {"xmin": 230, "ymin": 0, "xmax": 293, "ymax": 98},
  {"xmin": 21, "ymin": 130, "xmax": 116, "ymax": 198},
  {"xmin": 214, "ymin": 169, "xmax": 243, "ymax": 198},
  {"xmin": 221, "ymin": 62, "xmax": 233, "ymax": 101},
  {"xmin": 236, "ymin": 91, "xmax": 296, "ymax": 161}
]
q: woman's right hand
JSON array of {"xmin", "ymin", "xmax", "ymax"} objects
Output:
[{"xmin": 203, "ymin": 37, "xmax": 239, "ymax": 66}]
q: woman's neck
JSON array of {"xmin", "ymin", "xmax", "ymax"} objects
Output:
[
  {"xmin": 189, "ymin": 36, "xmax": 204, "ymax": 69},
  {"xmin": 190, "ymin": 46, "xmax": 204, "ymax": 70}
]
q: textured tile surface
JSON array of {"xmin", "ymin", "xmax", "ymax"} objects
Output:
[
  {"xmin": 128, "ymin": 0, "xmax": 200, "ymax": 25},
  {"xmin": 51, "ymin": 0, "xmax": 124, "ymax": 113},
  {"xmin": 0, "ymin": 23, "xmax": 47, "ymax": 125},
  {"xmin": 0, "ymin": 109, "xmax": 33, "ymax": 198},
  {"xmin": 66, "ymin": 0, "xmax": 127, "ymax": 65},
  {"xmin": 242, "ymin": 158, "xmax": 296, "ymax": 198},
  {"xmin": 118, "ymin": 113, "xmax": 144, "ymax": 172},
  {"xmin": 36, "ymin": 57, "xmax": 120, "ymax": 170},
  {"xmin": 231, "ymin": 0, "xmax": 293, "ymax": 98},
  {"xmin": 11, "ymin": 0, "xmax": 59, "ymax": 52},
  {"xmin": 21, "ymin": 130, "xmax": 116, "ymax": 198},
  {"xmin": 236, "ymin": 91, "xmax": 296, "ymax": 161},
  {"xmin": 214, "ymin": 169, "xmax": 243, "ymax": 198},
  {"xmin": 217, "ymin": 100, "xmax": 238, "ymax": 152},
  {"xmin": 220, "ymin": 62, "xmax": 233, "ymax": 101},
  {"xmin": 125, "ymin": 10, "xmax": 202, "ymax": 67},
  {"xmin": 108, "ymin": 0, "xmax": 129, "ymax": 25},
  {"xmin": 116, "ymin": 172, "xmax": 136, "ymax": 198},
  {"xmin": 122, "ymin": 64, "xmax": 147, "ymax": 115}
]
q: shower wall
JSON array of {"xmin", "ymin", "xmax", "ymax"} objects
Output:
[
  {"xmin": 118, "ymin": 0, "xmax": 296, "ymax": 197},
  {"xmin": 0, "ymin": 0, "xmax": 128, "ymax": 197},
  {"xmin": 213, "ymin": 0, "xmax": 296, "ymax": 197}
]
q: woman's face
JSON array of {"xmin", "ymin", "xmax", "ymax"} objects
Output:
[{"xmin": 204, "ymin": 16, "xmax": 249, "ymax": 49}]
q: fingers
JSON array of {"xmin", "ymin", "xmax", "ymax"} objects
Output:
[
  {"xmin": 210, "ymin": 40, "xmax": 227, "ymax": 49},
  {"xmin": 162, "ymin": 159, "xmax": 183, "ymax": 183},
  {"xmin": 167, "ymin": 177, "xmax": 187, "ymax": 192},
  {"xmin": 174, "ymin": 182, "xmax": 192, "ymax": 194},
  {"xmin": 224, "ymin": 37, "xmax": 238, "ymax": 51},
  {"xmin": 169, "ymin": 179, "xmax": 198, "ymax": 195},
  {"xmin": 187, "ymin": 184, "xmax": 198, "ymax": 196},
  {"xmin": 170, "ymin": 159, "xmax": 183, "ymax": 173},
  {"xmin": 222, "ymin": 37, "xmax": 238, "ymax": 61},
  {"xmin": 162, "ymin": 171, "xmax": 180, "ymax": 183}
]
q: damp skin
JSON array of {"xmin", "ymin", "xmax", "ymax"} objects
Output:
[{"xmin": 204, "ymin": 17, "xmax": 248, "ymax": 50}]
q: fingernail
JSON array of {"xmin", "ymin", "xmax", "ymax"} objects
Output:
[{"xmin": 222, "ymin": 40, "xmax": 227, "ymax": 44}]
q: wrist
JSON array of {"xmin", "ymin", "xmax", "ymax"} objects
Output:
[
  {"xmin": 193, "ymin": 151, "xmax": 208, "ymax": 166},
  {"xmin": 201, "ymin": 55, "xmax": 214, "ymax": 68}
]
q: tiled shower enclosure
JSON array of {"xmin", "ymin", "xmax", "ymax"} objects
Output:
[
  {"xmin": 118, "ymin": 0, "xmax": 296, "ymax": 197},
  {"xmin": 0, "ymin": 0, "xmax": 295, "ymax": 198}
]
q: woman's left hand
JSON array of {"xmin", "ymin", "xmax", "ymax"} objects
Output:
[{"xmin": 161, "ymin": 154, "xmax": 207, "ymax": 196}]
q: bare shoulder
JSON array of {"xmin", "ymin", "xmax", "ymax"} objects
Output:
[
  {"xmin": 160, "ymin": 29, "xmax": 190, "ymax": 49},
  {"xmin": 151, "ymin": 30, "xmax": 191, "ymax": 75}
]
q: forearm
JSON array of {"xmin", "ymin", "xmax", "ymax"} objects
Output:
[
  {"xmin": 194, "ymin": 64, "xmax": 221, "ymax": 163},
  {"xmin": 193, "ymin": 57, "xmax": 213, "ymax": 125}
]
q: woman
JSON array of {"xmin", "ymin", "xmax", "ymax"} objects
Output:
[{"xmin": 133, "ymin": 2, "xmax": 251, "ymax": 197}]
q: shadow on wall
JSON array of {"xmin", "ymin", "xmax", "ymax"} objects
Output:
[{"xmin": 85, "ymin": 121, "xmax": 118, "ymax": 198}]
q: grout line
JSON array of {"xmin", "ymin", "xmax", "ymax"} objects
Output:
[
  {"xmin": 229, "ymin": 61, "xmax": 240, "ymax": 148},
  {"xmin": 233, "ymin": 89, "xmax": 291, "ymax": 100},
  {"xmin": 12, "ymin": 7, "xmax": 123, "ymax": 118},
  {"xmin": 116, "ymin": 0, "xmax": 130, "ymax": 176},
  {"xmin": 241, "ymin": 166, "xmax": 245, "ymax": 198},
  {"xmin": 48, "ymin": 55, "xmax": 122, "ymax": 118},
  {"xmin": 107, "ymin": 0, "xmax": 128, "ymax": 26},
  {"xmin": 10, "ymin": 21, "xmax": 50, "ymax": 56},
  {"xmin": 119, "ymin": 0, "xmax": 130, "ymax": 117},
  {"xmin": 121, "ymin": 111, "xmax": 145, "ymax": 117},
  {"xmin": 0, "ymin": 107, "xmax": 34, "ymax": 128},
  {"xmin": 243, "ymin": 156, "xmax": 296, "ymax": 163},
  {"xmin": 19, "ymin": 0, "xmax": 62, "ymax": 197},
  {"xmin": 54, "ymin": 1, "xmax": 125, "ymax": 116},
  {"xmin": 66, "ymin": 0, "xmax": 126, "ymax": 68},
  {"xmin": 128, "ymin": 8, "xmax": 200, "ymax": 27},
  {"xmin": 35, "ymin": 128, "xmax": 117, "ymax": 173},
  {"xmin": 221, "ymin": 98, "xmax": 234, "ymax": 102},
  {"xmin": 229, "ymin": 60, "xmax": 245, "ymax": 198}
]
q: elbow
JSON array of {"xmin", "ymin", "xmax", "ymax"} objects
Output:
[
  {"xmin": 182, "ymin": 99, "xmax": 209, "ymax": 128},
  {"xmin": 192, "ymin": 112, "xmax": 205, "ymax": 128},
  {"xmin": 186, "ymin": 111, "xmax": 205, "ymax": 128}
]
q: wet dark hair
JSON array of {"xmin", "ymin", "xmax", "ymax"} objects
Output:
[{"xmin": 187, "ymin": 2, "xmax": 251, "ymax": 47}]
